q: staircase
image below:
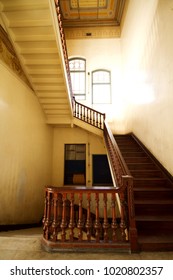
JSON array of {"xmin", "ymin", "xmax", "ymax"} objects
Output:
[
  {"xmin": 0, "ymin": 0, "xmax": 73, "ymax": 126},
  {"xmin": 114, "ymin": 134, "xmax": 173, "ymax": 251}
]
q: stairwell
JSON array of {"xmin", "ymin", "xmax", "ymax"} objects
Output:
[{"xmin": 114, "ymin": 134, "xmax": 173, "ymax": 251}]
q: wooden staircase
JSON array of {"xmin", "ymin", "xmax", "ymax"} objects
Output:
[{"xmin": 114, "ymin": 134, "xmax": 173, "ymax": 251}]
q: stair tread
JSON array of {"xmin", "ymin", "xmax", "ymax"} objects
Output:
[
  {"xmin": 136, "ymin": 215, "xmax": 173, "ymax": 221},
  {"xmin": 138, "ymin": 232, "xmax": 173, "ymax": 243},
  {"xmin": 134, "ymin": 177, "xmax": 167, "ymax": 181},
  {"xmin": 135, "ymin": 199, "xmax": 173, "ymax": 204},
  {"xmin": 134, "ymin": 186, "xmax": 173, "ymax": 191}
]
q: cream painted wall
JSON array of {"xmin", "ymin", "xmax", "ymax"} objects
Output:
[
  {"xmin": 52, "ymin": 126, "xmax": 106, "ymax": 187},
  {"xmin": 66, "ymin": 38, "xmax": 125, "ymax": 129},
  {"xmin": 0, "ymin": 63, "xmax": 53, "ymax": 225},
  {"xmin": 121, "ymin": 0, "xmax": 173, "ymax": 175}
]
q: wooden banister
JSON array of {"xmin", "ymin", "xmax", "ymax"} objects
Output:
[
  {"xmin": 103, "ymin": 121, "xmax": 139, "ymax": 252},
  {"xmin": 42, "ymin": 186, "xmax": 130, "ymax": 252},
  {"xmin": 73, "ymin": 100, "xmax": 105, "ymax": 130},
  {"xmin": 54, "ymin": 0, "xmax": 74, "ymax": 104}
]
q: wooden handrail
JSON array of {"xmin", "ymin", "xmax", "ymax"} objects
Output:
[
  {"xmin": 104, "ymin": 121, "xmax": 130, "ymax": 186},
  {"xmin": 54, "ymin": 0, "xmax": 74, "ymax": 104},
  {"xmin": 74, "ymin": 100, "xmax": 105, "ymax": 130},
  {"xmin": 103, "ymin": 121, "xmax": 139, "ymax": 252},
  {"xmin": 42, "ymin": 185, "xmax": 130, "ymax": 252}
]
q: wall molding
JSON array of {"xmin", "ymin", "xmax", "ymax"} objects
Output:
[
  {"xmin": 0, "ymin": 25, "xmax": 32, "ymax": 89},
  {"xmin": 65, "ymin": 26, "xmax": 121, "ymax": 39}
]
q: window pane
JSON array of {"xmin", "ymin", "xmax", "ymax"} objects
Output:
[
  {"xmin": 93, "ymin": 71, "xmax": 110, "ymax": 83},
  {"xmin": 71, "ymin": 72, "xmax": 85, "ymax": 94},
  {"xmin": 69, "ymin": 58, "xmax": 86, "ymax": 99},
  {"xmin": 65, "ymin": 144, "xmax": 86, "ymax": 160},
  {"xmin": 93, "ymin": 84, "xmax": 111, "ymax": 104},
  {"xmin": 92, "ymin": 70, "xmax": 111, "ymax": 104},
  {"xmin": 69, "ymin": 59, "xmax": 85, "ymax": 71}
]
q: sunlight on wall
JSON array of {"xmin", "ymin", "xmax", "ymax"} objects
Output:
[
  {"xmin": 123, "ymin": 70, "xmax": 155, "ymax": 105},
  {"xmin": 0, "ymin": 99, "xmax": 8, "ymax": 108}
]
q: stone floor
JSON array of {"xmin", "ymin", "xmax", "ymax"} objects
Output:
[{"xmin": 0, "ymin": 227, "xmax": 173, "ymax": 260}]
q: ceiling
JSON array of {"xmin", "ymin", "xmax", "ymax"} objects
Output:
[
  {"xmin": 59, "ymin": 0, "xmax": 127, "ymax": 38},
  {"xmin": 60, "ymin": 0, "xmax": 126, "ymax": 27}
]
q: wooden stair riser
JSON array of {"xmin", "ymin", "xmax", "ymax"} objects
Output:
[
  {"xmin": 135, "ymin": 204, "xmax": 173, "ymax": 215},
  {"xmin": 127, "ymin": 163, "xmax": 158, "ymax": 170},
  {"xmin": 136, "ymin": 220, "xmax": 173, "ymax": 231},
  {"xmin": 124, "ymin": 157, "xmax": 152, "ymax": 164},
  {"xmin": 134, "ymin": 190, "xmax": 173, "ymax": 200},
  {"xmin": 134, "ymin": 178, "xmax": 170, "ymax": 187},
  {"xmin": 130, "ymin": 170, "xmax": 164, "ymax": 178},
  {"xmin": 121, "ymin": 151, "xmax": 146, "ymax": 157}
]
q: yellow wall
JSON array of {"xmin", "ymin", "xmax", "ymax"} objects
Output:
[
  {"xmin": 52, "ymin": 126, "xmax": 106, "ymax": 186},
  {"xmin": 66, "ymin": 38, "xmax": 123, "ymax": 127},
  {"xmin": 0, "ymin": 63, "xmax": 53, "ymax": 225},
  {"xmin": 121, "ymin": 0, "xmax": 173, "ymax": 175}
]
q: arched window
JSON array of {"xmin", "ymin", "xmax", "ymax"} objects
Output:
[
  {"xmin": 92, "ymin": 70, "xmax": 111, "ymax": 104},
  {"xmin": 69, "ymin": 58, "xmax": 86, "ymax": 100}
]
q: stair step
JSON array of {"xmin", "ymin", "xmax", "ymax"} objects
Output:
[
  {"xmin": 135, "ymin": 199, "xmax": 173, "ymax": 204},
  {"xmin": 127, "ymin": 163, "xmax": 157, "ymax": 170},
  {"xmin": 136, "ymin": 214, "xmax": 173, "ymax": 223},
  {"xmin": 124, "ymin": 157, "xmax": 152, "ymax": 163},
  {"xmin": 134, "ymin": 178, "xmax": 170, "ymax": 187},
  {"xmin": 130, "ymin": 170, "xmax": 164, "ymax": 178},
  {"xmin": 135, "ymin": 199, "xmax": 173, "ymax": 215},
  {"xmin": 121, "ymin": 151, "xmax": 146, "ymax": 157},
  {"xmin": 134, "ymin": 188, "xmax": 173, "ymax": 199},
  {"xmin": 138, "ymin": 230, "xmax": 173, "ymax": 251}
]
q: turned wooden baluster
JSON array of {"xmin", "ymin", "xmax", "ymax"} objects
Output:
[
  {"xmin": 45, "ymin": 191, "xmax": 52, "ymax": 240},
  {"xmin": 85, "ymin": 192, "xmax": 92, "ymax": 241},
  {"xmin": 96, "ymin": 112, "xmax": 98, "ymax": 127},
  {"xmin": 103, "ymin": 193, "xmax": 109, "ymax": 242},
  {"xmin": 119, "ymin": 191, "xmax": 127, "ymax": 241},
  {"xmin": 87, "ymin": 108, "xmax": 89, "ymax": 123},
  {"xmin": 111, "ymin": 192, "xmax": 118, "ymax": 241},
  {"xmin": 94, "ymin": 193, "xmax": 101, "ymax": 242},
  {"xmin": 79, "ymin": 104, "xmax": 82, "ymax": 119},
  {"xmin": 57, "ymin": 194, "xmax": 62, "ymax": 227},
  {"xmin": 68, "ymin": 193, "xmax": 75, "ymax": 242},
  {"xmin": 76, "ymin": 103, "xmax": 79, "ymax": 118},
  {"xmin": 60, "ymin": 193, "xmax": 67, "ymax": 242},
  {"xmin": 90, "ymin": 109, "xmax": 92, "ymax": 124},
  {"xmin": 42, "ymin": 190, "xmax": 47, "ymax": 238},
  {"xmin": 52, "ymin": 192, "xmax": 59, "ymax": 242},
  {"xmin": 74, "ymin": 101, "xmax": 77, "ymax": 118},
  {"xmin": 77, "ymin": 192, "xmax": 84, "ymax": 241}
]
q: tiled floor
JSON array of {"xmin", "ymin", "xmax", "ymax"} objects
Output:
[{"xmin": 0, "ymin": 227, "xmax": 173, "ymax": 260}]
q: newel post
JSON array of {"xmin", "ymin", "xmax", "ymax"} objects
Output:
[{"xmin": 122, "ymin": 175, "xmax": 139, "ymax": 252}]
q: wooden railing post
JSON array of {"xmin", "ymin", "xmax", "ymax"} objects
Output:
[
  {"xmin": 45, "ymin": 191, "xmax": 52, "ymax": 240},
  {"xmin": 77, "ymin": 192, "xmax": 84, "ymax": 241},
  {"xmin": 122, "ymin": 175, "xmax": 139, "ymax": 252},
  {"xmin": 85, "ymin": 192, "xmax": 92, "ymax": 241},
  {"xmin": 69, "ymin": 193, "xmax": 75, "ymax": 242},
  {"xmin": 103, "ymin": 193, "xmax": 109, "ymax": 242},
  {"xmin": 60, "ymin": 193, "xmax": 67, "ymax": 242},
  {"xmin": 94, "ymin": 193, "xmax": 101, "ymax": 242},
  {"xmin": 111, "ymin": 192, "xmax": 118, "ymax": 241},
  {"xmin": 52, "ymin": 192, "xmax": 59, "ymax": 242}
]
